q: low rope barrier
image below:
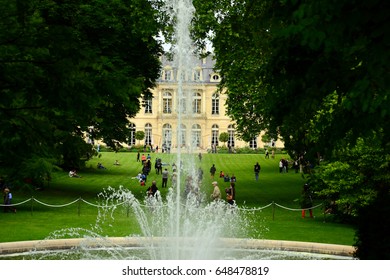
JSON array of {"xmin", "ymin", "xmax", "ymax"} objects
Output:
[
  {"xmin": 274, "ymin": 202, "xmax": 323, "ymax": 211},
  {"xmin": 79, "ymin": 198, "xmax": 128, "ymax": 208},
  {"xmin": 240, "ymin": 202, "xmax": 274, "ymax": 212},
  {"xmin": 0, "ymin": 197, "xmax": 323, "ymax": 219},
  {"xmin": 33, "ymin": 197, "xmax": 80, "ymax": 208}
]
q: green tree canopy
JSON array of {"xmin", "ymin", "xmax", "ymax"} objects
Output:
[
  {"xmin": 193, "ymin": 0, "xmax": 389, "ymax": 158},
  {"xmin": 0, "ymin": 0, "xmax": 163, "ymax": 185},
  {"xmin": 193, "ymin": 0, "xmax": 390, "ymax": 258}
]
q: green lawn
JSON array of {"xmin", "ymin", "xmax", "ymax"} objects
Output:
[{"xmin": 0, "ymin": 151, "xmax": 356, "ymax": 246}]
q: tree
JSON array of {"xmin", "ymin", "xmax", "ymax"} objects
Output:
[
  {"xmin": 193, "ymin": 0, "xmax": 390, "ymax": 258},
  {"xmin": 0, "ymin": 0, "xmax": 163, "ymax": 187},
  {"xmin": 309, "ymin": 136, "xmax": 388, "ymax": 220},
  {"xmin": 193, "ymin": 0, "xmax": 389, "ymax": 156},
  {"xmin": 219, "ymin": 132, "xmax": 229, "ymax": 146},
  {"xmin": 135, "ymin": 131, "xmax": 145, "ymax": 145}
]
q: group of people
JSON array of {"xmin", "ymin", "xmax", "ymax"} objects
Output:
[
  {"xmin": 141, "ymin": 160, "xmax": 237, "ymax": 206},
  {"xmin": 64, "ymin": 152, "xmax": 314, "ymax": 217},
  {"xmin": 219, "ymin": 171, "xmax": 236, "ymax": 183},
  {"xmin": 279, "ymin": 158, "xmax": 289, "ymax": 173},
  {"xmin": 68, "ymin": 159, "xmax": 120, "ymax": 179},
  {"xmin": 135, "ymin": 152, "xmax": 172, "ymax": 198},
  {"xmin": 209, "ymin": 164, "xmax": 236, "ymax": 205},
  {"xmin": 212, "ymin": 165, "xmax": 237, "ymax": 182},
  {"xmin": 210, "ymin": 181, "xmax": 236, "ymax": 206}
]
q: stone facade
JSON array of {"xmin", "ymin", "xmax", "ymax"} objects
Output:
[{"xmin": 128, "ymin": 55, "xmax": 282, "ymax": 152}]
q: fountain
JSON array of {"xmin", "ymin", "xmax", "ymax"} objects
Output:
[{"xmin": 0, "ymin": 0, "xmax": 354, "ymax": 261}]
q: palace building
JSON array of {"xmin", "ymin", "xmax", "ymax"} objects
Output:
[{"xmin": 128, "ymin": 54, "xmax": 281, "ymax": 152}]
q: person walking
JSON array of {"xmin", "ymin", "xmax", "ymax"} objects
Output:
[
  {"xmin": 3, "ymin": 187, "xmax": 16, "ymax": 213},
  {"xmin": 279, "ymin": 159, "xmax": 284, "ymax": 173},
  {"xmin": 155, "ymin": 158, "xmax": 162, "ymax": 174},
  {"xmin": 254, "ymin": 162, "xmax": 261, "ymax": 181},
  {"xmin": 210, "ymin": 181, "xmax": 221, "ymax": 201},
  {"xmin": 161, "ymin": 168, "xmax": 169, "ymax": 188}
]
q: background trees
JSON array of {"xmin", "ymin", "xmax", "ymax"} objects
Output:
[
  {"xmin": 193, "ymin": 0, "xmax": 389, "ymax": 156},
  {"xmin": 0, "ymin": 0, "xmax": 163, "ymax": 186},
  {"xmin": 193, "ymin": 0, "xmax": 390, "ymax": 258}
]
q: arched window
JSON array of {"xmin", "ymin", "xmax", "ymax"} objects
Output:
[
  {"xmin": 145, "ymin": 123, "xmax": 152, "ymax": 145},
  {"xmin": 128, "ymin": 123, "xmax": 136, "ymax": 146},
  {"xmin": 192, "ymin": 124, "xmax": 201, "ymax": 147},
  {"xmin": 162, "ymin": 123, "xmax": 172, "ymax": 149},
  {"xmin": 193, "ymin": 92, "xmax": 201, "ymax": 114},
  {"xmin": 210, "ymin": 73, "xmax": 220, "ymax": 82},
  {"xmin": 228, "ymin": 124, "xmax": 235, "ymax": 147},
  {"xmin": 211, "ymin": 124, "xmax": 219, "ymax": 147},
  {"xmin": 163, "ymin": 91, "xmax": 172, "ymax": 114},
  {"xmin": 212, "ymin": 93, "xmax": 219, "ymax": 115}
]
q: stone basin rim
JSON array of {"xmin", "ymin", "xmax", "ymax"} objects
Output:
[{"xmin": 0, "ymin": 237, "xmax": 354, "ymax": 257}]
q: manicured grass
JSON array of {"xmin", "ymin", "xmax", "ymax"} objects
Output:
[{"xmin": 0, "ymin": 152, "xmax": 355, "ymax": 246}]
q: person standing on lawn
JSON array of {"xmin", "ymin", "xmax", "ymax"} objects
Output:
[
  {"xmin": 162, "ymin": 168, "xmax": 169, "ymax": 188},
  {"xmin": 301, "ymin": 183, "xmax": 314, "ymax": 218},
  {"xmin": 210, "ymin": 164, "xmax": 216, "ymax": 179},
  {"xmin": 3, "ymin": 187, "xmax": 16, "ymax": 213},
  {"xmin": 254, "ymin": 162, "xmax": 261, "ymax": 181},
  {"xmin": 210, "ymin": 181, "xmax": 221, "ymax": 201}
]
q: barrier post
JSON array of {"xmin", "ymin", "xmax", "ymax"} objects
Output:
[
  {"xmin": 323, "ymin": 200, "xmax": 326, "ymax": 223},
  {"xmin": 272, "ymin": 201, "xmax": 275, "ymax": 221},
  {"xmin": 31, "ymin": 196, "xmax": 34, "ymax": 216},
  {"xmin": 78, "ymin": 198, "xmax": 81, "ymax": 216}
]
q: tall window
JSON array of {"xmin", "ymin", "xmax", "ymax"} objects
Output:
[
  {"xmin": 193, "ymin": 92, "xmax": 201, "ymax": 114},
  {"xmin": 178, "ymin": 70, "xmax": 187, "ymax": 81},
  {"xmin": 192, "ymin": 124, "xmax": 201, "ymax": 147},
  {"xmin": 179, "ymin": 94, "xmax": 187, "ymax": 114},
  {"xmin": 178, "ymin": 124, "xmax": 186, "ymax": 147},
  {"xmin": 144, "ymin": 97, "xmax": 152, "ymax": 114},
  {"xmin": 249, "ymin": 137, "xmax": 258, "ymax": 149},
  {"xmin": 193, "ymin": 68, "xmax": 201, "ymax": 81},
  {"xmin": 211, "ymin": 124, "xmax": 219, "ymax": 147},
  {"xmin": 128, "ymin": 123, "xmax": 136, "ymax": 146},
  {"xmin": 162, "ymin": 123, "xmax": 172, "ymax": 148},
  {"xmin": 145, "ymin": 123, "xmax": 152, "ymax": 145},
  {"xmin": 211, "ymin": 93, "xmax": 219, "ymax": 115},
  {"xmin": 228, "ymin": 124, "xmax": 235, "ymax": 147},
  {"xmin": 164, "ymin": 68, "xmax": 172, "ymax": 81},
  {"xmin": 163, "ymin": 91, "xmax": 172, "ymax": 114}
]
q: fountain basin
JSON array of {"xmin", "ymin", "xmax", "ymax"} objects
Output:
[{"xmin": 0, "ymin": 237, "xmax": 354, "ymax": 259}]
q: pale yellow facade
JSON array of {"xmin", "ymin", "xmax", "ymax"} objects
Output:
[{"xmin": 128, "ymin": 55, "xmax": 282, "ymax": 152}]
